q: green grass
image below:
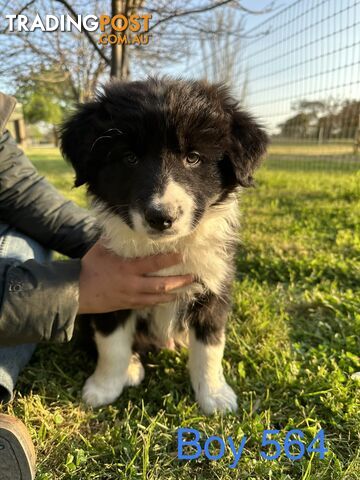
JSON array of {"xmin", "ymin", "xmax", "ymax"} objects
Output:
[
  {"xmin": 2, "ymin": 147, "xmax": 360, "ymax": 479},
  {"xmin": 267, "ymin": 143, "xmax": 360, "ymax": 173}
]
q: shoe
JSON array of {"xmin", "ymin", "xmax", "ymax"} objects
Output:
[{"xmin": 0, "ymin": 413, "xmax": 36, "ymax": 480}]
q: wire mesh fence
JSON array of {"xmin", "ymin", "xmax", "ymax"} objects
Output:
[{"xmin": 183, "ymin": 0, "xmax": 360, "ymax": 173}]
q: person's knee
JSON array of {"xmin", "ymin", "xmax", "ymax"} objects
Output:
[{"xmin": 0, "ymin": 226, "xmax": 52, "ymax": 263}]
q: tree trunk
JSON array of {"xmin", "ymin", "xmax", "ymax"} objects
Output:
[
  {"xmin": 53, "ymin": 125, "xmax": 59, "ymax": 147},
  {"xmin": 111, "ymin": 0, "xmax": 130, "ymax": 80},
  {"xmin": 111, "ymin": 0, "xmax": 123, "ymax": 79}
]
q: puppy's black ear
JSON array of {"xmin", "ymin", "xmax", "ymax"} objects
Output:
[
  {"xmin": 228, "ymin": 109, "xmax": 269, "ymax": 187},
  {"xmin": 60, "ymin": 102, "xmax": 105, "ymax": 187},
  {"xmin": 218, "ymin": 85, "xmax": 269, "ymax": 188}
]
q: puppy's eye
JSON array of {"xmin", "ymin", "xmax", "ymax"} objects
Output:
[
  {"xmin": 124, "ymin": 152, "xmax": 138, "ymax": 166},
  {"xmin": 186, "ymin": 151, "xmax": 201, "ymax": 166}
]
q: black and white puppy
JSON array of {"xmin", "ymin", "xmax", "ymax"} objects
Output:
[{"xmin": 61, "ymin": 78, "xmax": 268, "ymax": 414}]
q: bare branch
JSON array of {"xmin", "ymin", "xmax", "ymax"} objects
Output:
[
  {"xmin": 147, "ymin": 0, "xmax": 275, "ymax": 33},
  {"xmin": 0, "ymin": 0, "xmax": 36, "ymax": 33},
  {"xmin": 54, "ymin": 0, "xmax": 110, "ymax": 66},
  {"xmin": 16, "ymin": 0, "xmax": 36, "ymax": 15},
  {"xmin": 147, "ymin": 0, "xmax": 235, "ymax": 33}
]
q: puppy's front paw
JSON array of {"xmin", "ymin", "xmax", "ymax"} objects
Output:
[
  {"xmin": 125, "ymin": 355, "xmax": 145, "ymax": 387},
  {"xmin": 196, "ymin": 381, "xmax": 238, "ymax": 415},
  {"xmin": 82, "ymin": 375, "xmax": 125, "ymax": 407}
]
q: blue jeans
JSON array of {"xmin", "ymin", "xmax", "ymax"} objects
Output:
[{"xmin": 0, "ymin": 223, "xmax": 52, "ymax": 403}]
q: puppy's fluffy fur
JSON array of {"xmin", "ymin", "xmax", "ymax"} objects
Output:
[{"xmin": 61, "ymin": 78, "xmax": 268, "ymax": 414}]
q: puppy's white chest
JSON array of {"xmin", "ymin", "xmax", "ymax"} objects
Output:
[{"xmin": 94, "ymin": 196, "xmax": 239, "ymax": 296}]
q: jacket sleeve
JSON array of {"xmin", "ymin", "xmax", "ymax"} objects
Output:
[
  {"xmin": 0, "ymin": 258, "xmax": 81, "ymax": 345},
  {"xmin": 0, "ymin": 92, "xmax": 99, "ymax": 344},
  {"xmin": 0, "ymin": 130, "xmax": 99, "ymax": 258}
]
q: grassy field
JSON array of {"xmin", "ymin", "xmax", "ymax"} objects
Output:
[
  {"xmin": 267, "ymin": 143, "xmax": 360, "ymax": 173},
  {"xmin": 2, "ymin": 147, "xmax": 360, "ymax": 479}
]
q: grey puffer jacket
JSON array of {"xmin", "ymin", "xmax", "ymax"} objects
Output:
[{"xmin": 0, "ymin": 92, "xmax": 99, "ymax": 345}]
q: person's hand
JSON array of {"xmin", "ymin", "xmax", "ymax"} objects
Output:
[{"xmin": 78, "ymin": 242, "xmax": 193, "ymax": 314}]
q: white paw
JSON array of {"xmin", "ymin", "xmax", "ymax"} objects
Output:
[
  {"xmin": 196, "ymin": 381, "xmax": 238, "ymax": 415},
  {"xmin": 82, "ymin": 374, "xmax": 125, "ymax": 407},
  {"xmin": 125, "ymin": 355, "xmax": 145, "ymax": 387}
]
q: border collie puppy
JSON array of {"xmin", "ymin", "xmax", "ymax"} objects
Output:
[{"xmin": 61, "ymin": 78, "xmax": 268, "ymax": 414}]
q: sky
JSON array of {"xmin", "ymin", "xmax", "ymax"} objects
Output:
[
  {"xmin": 242, "ymin": 0, "xmax": 360, "ymax": 132},
  {"xmin": 0, "ymin": 0, "xmax": 359, "ymax": 133},
  {"xmin": 172, "ymin": 0, "xmax": 360, "ymax": 133}
]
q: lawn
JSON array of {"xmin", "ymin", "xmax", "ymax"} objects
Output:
[{"xmin": 2, "ymin": 146, "xmax": 360, "ymax": 479}]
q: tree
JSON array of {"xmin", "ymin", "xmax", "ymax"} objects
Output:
[
  {"xmin": 291, "ymin": 100, "xmax": 327, "ymax": 117},
  {"xmin": 0, "ymin": 0, "xmax": 274, "ymax": 89},
  {"xmin": 15, "ymin": 64, "xmax": 74, "ymax": 144},
  {"xmin": 0, "ymin": 0, "xmax": 273, "ymax": 145},
  {"xmin": 279, "ymin": 98, "xmax": 360, "ymax": 141},
  {"xmin": 308, "ymin": 99, "xmax": 360, "ymax": 140},
  {"xmin": 199, "ymin": 11, "xmax": 248, "ymax": 101},
  {"xmin": 0, "ymin": 0, "xmax": 108, "ymax": 102},
  {"xmin": 278, "ymin": 112, "xmax": 313, "ymax": 139},
  {"xmin": 23, "ymin": 92, "xmax": 62, "ymax": 144},
  {"xmin": 336, "ymin": 100, "xmax": 360, "ymax": 138}
]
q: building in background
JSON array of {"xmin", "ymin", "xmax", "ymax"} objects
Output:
[{"xmin": 7, "ymin": 103, "xmax": 26, "ymax": 148}]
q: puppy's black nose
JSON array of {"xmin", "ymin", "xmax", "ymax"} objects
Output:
[{"xmin": 145, "ymin": 207, "xmax": 175, "ymax": 231}]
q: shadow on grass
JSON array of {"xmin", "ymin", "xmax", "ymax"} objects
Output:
[{"xmin": 18, "ymin": 339, "xmax": 192, "ymax": 422}]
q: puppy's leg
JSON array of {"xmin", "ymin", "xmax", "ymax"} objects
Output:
[
  {"xmin": 82, "ymin": 312, "xmax": 144, "ymax": 407},
  {"xmin": 125, "ymin": 352, "xmax": 145, "ymax": 387},
  {"xmin": 188, "ymin": 293, "xmax": 237, "ymax": 414}
]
